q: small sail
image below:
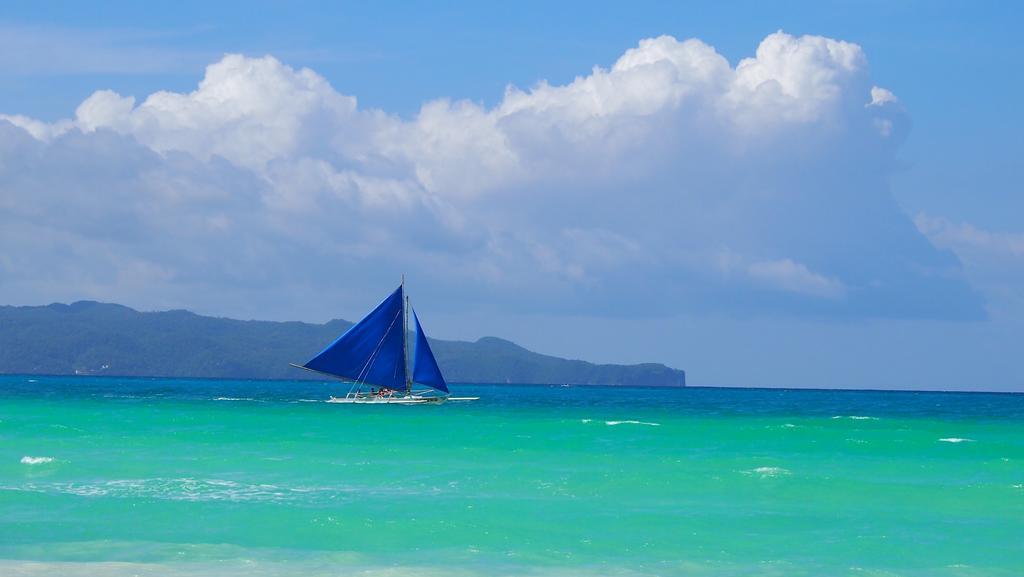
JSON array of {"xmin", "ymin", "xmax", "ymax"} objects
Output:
[
  {"xmin": 302, "ymin": 286, "xmax": 407, "ymax": 389},
  {"xmin": 412, "ymin": 309, "xmax": 449, "ymax": 393}
]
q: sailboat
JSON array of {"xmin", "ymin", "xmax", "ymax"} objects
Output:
[{"xmin": 291, "ymin": 279, "xmax": 477, "ymax": 404}]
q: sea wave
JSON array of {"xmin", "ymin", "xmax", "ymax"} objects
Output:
[
  {"xmin": 4, "ymin": 478, "xmax": 296, "ymax": 502},
  {"xmin": 212, "ymin": 397, "xmax": 257, "ymax": 402},
  {"xmin": 605, "ymin": 420, "xmax": 660, "ymax": 427},
  {"xmin": 831, "ymin": 415, "xmax": 879, "ymax": 420},
  {"xmin": 20, "ymin": 456, "xmax": 54, "ymax": 465},
  {"xmin": 0, "ymin": 478, "xmax": 446, "ymax": 503},
  {"xmin": 938, "ymin": 437, "xmax": 974, "ymax": 443},
  {"xmin": 744, "ymin": 466, "xmax": 790, "ymax": 478}
]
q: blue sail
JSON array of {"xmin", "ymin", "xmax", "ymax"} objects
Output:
[
  {"xmin": 302, "ymin": 286, "xmax": 407, "ymax": 389},
  {"xmin": 412, "ymin": 309, "xmax": 449, "ymax": 393}
]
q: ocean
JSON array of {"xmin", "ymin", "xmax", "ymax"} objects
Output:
[{"xmin": 0, "ymin": 375, "xmax": 1021, "ymax": 576}]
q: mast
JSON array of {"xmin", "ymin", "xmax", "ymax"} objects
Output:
[{"xmin": 403, "ymin": 274, "xmax": 411, "ymax": 394}]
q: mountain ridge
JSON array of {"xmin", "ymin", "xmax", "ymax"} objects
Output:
[{"xmin": 0, "ymin": 301, "xmax": 685, "ymax": 387}]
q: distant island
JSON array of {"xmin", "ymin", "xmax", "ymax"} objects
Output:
[{"xmin": 0, "ymin": 301, "xmax": 685, "ymax": 387}]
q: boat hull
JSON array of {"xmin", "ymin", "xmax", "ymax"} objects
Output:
[{"xmin": 327, "ymin": 395, "xmax": 446, "ymax": 405}]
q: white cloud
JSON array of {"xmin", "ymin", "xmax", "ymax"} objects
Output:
[
  {"xmin": 915, "ymin": 215, "xmax": 1024, "ymax": 313},
  {"xmin": 916, "ymin": 215, "xmax": 1024, "ymax": 258},
  {"xmin": 869, "ymin": 86, "xmax": 899, "ymax": 107},
  {"xmin": 747, "ymin": 259, "xmax": 846, "ymax": 299},
  {"xmin": 73, "ymin": 55, "xmax": 361, "ymax": 170},
  {"xmin": 0, "ymin": 113, "xmax": 73, "ymax": 140},
  {"xmin": 74, "ymin": 90, "xmax": 136, "ymax": 133},
  {"xmin": 726, "ymin": 32, "xmax": 865, "ymax": 127},
  {"xmin": 0, "ymin": 32, "xmax": 980, "ymax": 321}
]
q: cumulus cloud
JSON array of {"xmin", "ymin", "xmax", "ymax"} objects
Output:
[
  {"xmin": 869, "ymin": 86, "xmax": 899, "ymax": 107},
  {"xmin": 0, "ymin": 32, "xmax": 982, "ymax": 321}
]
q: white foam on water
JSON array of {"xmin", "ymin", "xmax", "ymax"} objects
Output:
[
  {"xmin": 605, "ymin": 420, "xmax": 660, "ymax": 427},
  {"xmin": 19, "ymin": 456, "xmax": 54, "ymax": 465},
  {"xmin": 743, "ymin": 466, "xmax": 790, "ymax": 478},
  {"xmin": 831, "ymin": 415, "xmax": 879, "ymax": 420},
  {"xmin": 27, "ymin": 379, "xmax": 38, "ymax": 383},
  {"xmin": 297, "ymin": 399, "xmax": 321, "ymax": 403},
  {"xmin": 2, "ymin": 477, "xmax": 442, "ymax": 503},
  {"xmin": 213, "ymin": 397, "xmax": 256, "ymax": 402},
  {"xmin": 938, "ymin": 437, "xmax": 974, "ymax": 443},
  {"xmin": 1012, "ymin": 484, "xmax": 1023, "ymax": 490},
  {"xmin": 782, "ymin": 423, "xmax": 797, "ymax": 428}
]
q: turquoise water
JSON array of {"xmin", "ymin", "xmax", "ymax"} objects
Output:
[{"xmin": 1, "ymin": 375, "xmax": 1022, "ymax": 576}]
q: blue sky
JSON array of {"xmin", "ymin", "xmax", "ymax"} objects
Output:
[{"xmin": 1, "ymin": 1, "xmax": 1021, "ymax": 390}]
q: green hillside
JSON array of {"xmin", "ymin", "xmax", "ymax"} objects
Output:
[{"xmin": 0, "ymin": 301, "xmax": 685, "ymax": 386}]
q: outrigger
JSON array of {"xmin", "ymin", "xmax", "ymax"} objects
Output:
[{"xmin": 291, "ymin": 277, "xmax": 478, "ymax": 404}]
